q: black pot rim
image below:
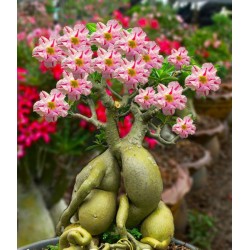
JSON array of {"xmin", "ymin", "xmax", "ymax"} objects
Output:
[{"xmin": 17, "ymin": 237, "xmax": 199, "ymax": 250}]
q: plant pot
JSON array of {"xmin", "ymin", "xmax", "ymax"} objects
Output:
[
  {"xmin": 194, "ymin": 83, "xmax": 232, "ymax": 120},
  {"xmin": 17, "ymin": 237, "xmax": 199, "ymax": 250},
  {"xmin": 190, "ymin": 115, "xmax": 225, "ymax": 161},
  {"xmin": 17, "ymin": 181, "xmax": 56, "ymax": 248},
  {"xmin": 163, "ymin": 140, "xmax": 212, "ymax": 191}
]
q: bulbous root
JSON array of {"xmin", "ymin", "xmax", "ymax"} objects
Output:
[
  {"xmin": 116, "ymin": 196, "xmax": 174, "ymax": 250},
  {"xmin": 56, "ymin": 164, "xmax": 106, "ymax": 235},
  {"xmin": 59, "ymin": 223, "xmax": 95, "ymax": 250}
]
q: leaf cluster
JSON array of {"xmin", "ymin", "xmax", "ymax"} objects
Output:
[{"xmin": 188, "ymin": 210, "xmax": 217, "ymax": 250}]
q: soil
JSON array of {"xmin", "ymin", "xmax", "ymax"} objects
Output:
[
  {"xmin": 167, "ymin": 242, "xmax": 193, "ymax": 250},
  {"xmin": 180, "ymin": 129, "xmax": 232, "ymax": 249},
  {"xmin": 159, "ymin": 140, "xmax": 206, "ymax": 164}
]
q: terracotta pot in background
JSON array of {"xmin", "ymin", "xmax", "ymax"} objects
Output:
[
  {"xmin": 194, "ymin": 83, "xmax": 232, "ymax": 120},
  {"xmin": 190, "ymin": 115, "xmax": 225, "ymax": 161}
]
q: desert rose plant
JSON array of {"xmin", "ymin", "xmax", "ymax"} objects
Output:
[{"xmin": 32, "ymin": 19, "xmax": 221, "ymax": 249}]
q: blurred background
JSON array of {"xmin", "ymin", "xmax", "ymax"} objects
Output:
[{"xmin": 17, "ymin": 0, "xmax": 232, "ymax": 249}]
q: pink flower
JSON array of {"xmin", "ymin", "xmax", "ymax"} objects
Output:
[
  {"xmin": 17, "ymin": 144, "xmax": 25, "ymax": 159},
  {"xmin": 61, "ymin": 47, "xmax": 93, "ymax": 78},
  {"xmin": 134, "ymin": 87, "xmax": 156, "ymax": 109},
  {"xmin": 156, "ymin": 37, "xmax": 181, "ymax": 55},
  {"xmin": 33, "ymin": 89, "xmax": 69, "ymax": 122},
  {"xmin": 138, "ymin": 18, "xmax": 148, "ymax": 28},
  {"xmin": 155, "ymin": 82, "xmax": 187, "ymax": 115},
  {"xmin": 17, "ymin": 32, "xmax": 26, "ymax": 41},
  {"xmin": 144, "ymin": 137, "xmax": 158, "ymax": 149},
  {"xmin": 150, "ymin": 19, "xmax": 159, "ymax": 29},
  {"xmin": 93, "ymin": 47, "xmax": 122, "ymax": 78},
  {"xmin": 114, "ymin": 58, "xmax": 150, "ymax": 89},
  {"xmin": 17, "ymin": 68, "xmax": 28, "ymax": 82},
  {"xmin": 140, "ymin": 41, "xmax": 163, "ymax": 70},
  {"xmin": 56, "ymin": 72, "xmax": 92, "ymax": 101},
  {"xmin": 118, "ymin": 115, "xmax": 132, "ymax": 138},
  {"xmin": 58, "ymin": 24, "xmax": 89, "ymax": 50},
  {"xmin": 90, "ymin": 20, "xmax": 122, "ymax": 49},
  {"xmin": 32, "ymin": 36, "xmax": 65, "ymax": 68},
  {"xmin": 52, "ymin": 64, "xmax": 63, "ymax": 80},
  {"xmin": 168, "ymin": 47, "xmax": 190, "ymax": 69},
  {"xmin": 117, "ymin": 27, "xmax": 147, "ymax": 58},
  {"xmin": 172, "ymin": 116, "xmax": 196, "ymax": 138},
  {"xmin": 185, "ymin": 63, "xmax": 221, "ymax": 96}
]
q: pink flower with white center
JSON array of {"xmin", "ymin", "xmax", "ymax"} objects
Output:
[
  {"xmin": 117, "ymin": 27, "xmax": 147, "ymax": 58},
  {"xmin": 61, "ymin": 47, "xmax": 93, "ymax": 78},
  {"xmin": 140, "ymin": 41, "xmax": 163, "ymax": 70},
  {"xmin": 134, "ymin": 87, "xmax": 156, "ymax": 109},
  {"xmin": 93, "ymin": 47, "xmax": 122, "ymax": 78},
  {"xmin": 32, "ymin": 36, "xmax": 65, "ymax": 68},
  {"xmin": 90, "ymin": 20, "xmax": 122, "ymax": 49},
  {"xmin": 155, "ymin": 82, "xmax": 187, "ymax": 115},
  {"xmin": 172, "ymin": 116, "xmax": 196, "ymax": 138},
  {"xmin": 114, "ymin": 58, "xmax": 150, "ymax": 89},
  {"xmin": 185, "ymin": 63, "xmax": 221, "ymax": 97},
  {"xmin": 58, "ymin": 24, "xmax": 90, "ymax": 50},
  {"xmin": 33, "ymin": 89, "xmax": 69, "ymax": 122},
  {"xmin": 168, "ymin": 47, "xmax": 190, "ymax": 69},
  {"xmin": 56, "ymin": 72, "xmax": 92, "ymax": 101}
]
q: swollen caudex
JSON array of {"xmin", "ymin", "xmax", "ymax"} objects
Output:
[{"xmin": 31, "ymin": 18, "xmax": 222, "ymax": 250}]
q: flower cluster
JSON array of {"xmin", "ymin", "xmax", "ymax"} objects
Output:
[
  {"xmin": 135, "ymin": 82, "xmax": 187, "ymax": 115},
  {"xmin": 32, "ymin": 20, "xmax": 221, "ymax": 140},
  {"xmin": 185, "ymin": 63, "xmax": 221, "ymax": 97},
  {"xmin": 18, "ymin": 84, "xmax": 56, "ymax": 158},
  {"xmin": 33, "ymin": 20, "xmax": 164, "ymax": 121}
]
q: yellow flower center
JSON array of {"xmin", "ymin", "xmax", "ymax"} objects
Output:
[
  {"xmin": 144, "ymin": 95, "xmax": 150, "ymax": 100},
  {"xmin": 47, "ymin": 101, "xmax": 56, "ymax": 110},
  {"xmin": 143, "ymin": 54, "xmax": 151, "ymax": 62},
  {"xmin": 128, "ymin": 68, "xmax": 137, "ymax": 77},
  {"xmin": 176, "ymin": 55, "xmax": 182, "ymax": 61},
  {"xmin": 104, "ymin": 32, "xmax": 112, "ymax": 41},
  {"xmin": 70, "ymin": 36, "xmax": 80, "ymax": 45},
  {"xmin": 128, "ymin": 40, "xmax": 137, "ymax": 49},
  {"xmin": 46, "ymin": 47, "xmax": 55, "ymax": 55},
  {"xmin": 181, "ymin": 124, "xmax": 187, "ymax": 130},
  {"xmin": 75, "ymin": 58, "xmax": 84, "ymax": 67},
  {"xmin": 70, "ymin": 80, "xmax": 79, "ymax": 88},
  {"xmin": 165, "ymin": 94, "xmax": 174, "ymax": 102},
  {"xmin": 105, "ymin": 58, "xmax": 114, "ymax": 67},
  {"xmin": 199, "ymin": 75, "xmax": 208, "ymax": 84}
]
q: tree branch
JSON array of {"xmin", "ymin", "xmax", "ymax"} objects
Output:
[
  {"xmin": 142, "ymin": 106, "xmax": 160, "ymax": 122},
  {"xmin": 147, "ymin": 129, "xmax": 179, "ymax": 145},
  {"xmin": 106, "ymin": 84, "xmax": 122, "ymax": 100},
  {"xmin": 70, "ymin": 113, "xmax": 105, "ymax": 129}
]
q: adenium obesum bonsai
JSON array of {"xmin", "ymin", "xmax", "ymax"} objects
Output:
[{"xmin": 32, "ymin": 20, "xmax": 221, "ymax": 250}]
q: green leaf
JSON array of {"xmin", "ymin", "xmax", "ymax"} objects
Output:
[
  {"xmin": 127, "ymin": 228, "xmax": 142, "ymax": 240},
  {"xmin": 46, "ymin": 244, "xmax": 59, "ymax": 250},
  {"xmin": 91, "ymin": 44, "xmax": 98, "ymax": 52},
  {"xmin": 86, "ymin": 23, "xmax": 96, "ymax": 34}
]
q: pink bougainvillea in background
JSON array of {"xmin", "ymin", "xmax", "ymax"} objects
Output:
[
  {"xmin": 185, "ymin": 63, "xmax": 221, "ymax": 96},
  {"xmin": 156, "ymin": 36, "xmax": 181, "ymax": 55},
  {"xmin": 172, "ymin": 116, "xmax": 196, "ymax": 138}
]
